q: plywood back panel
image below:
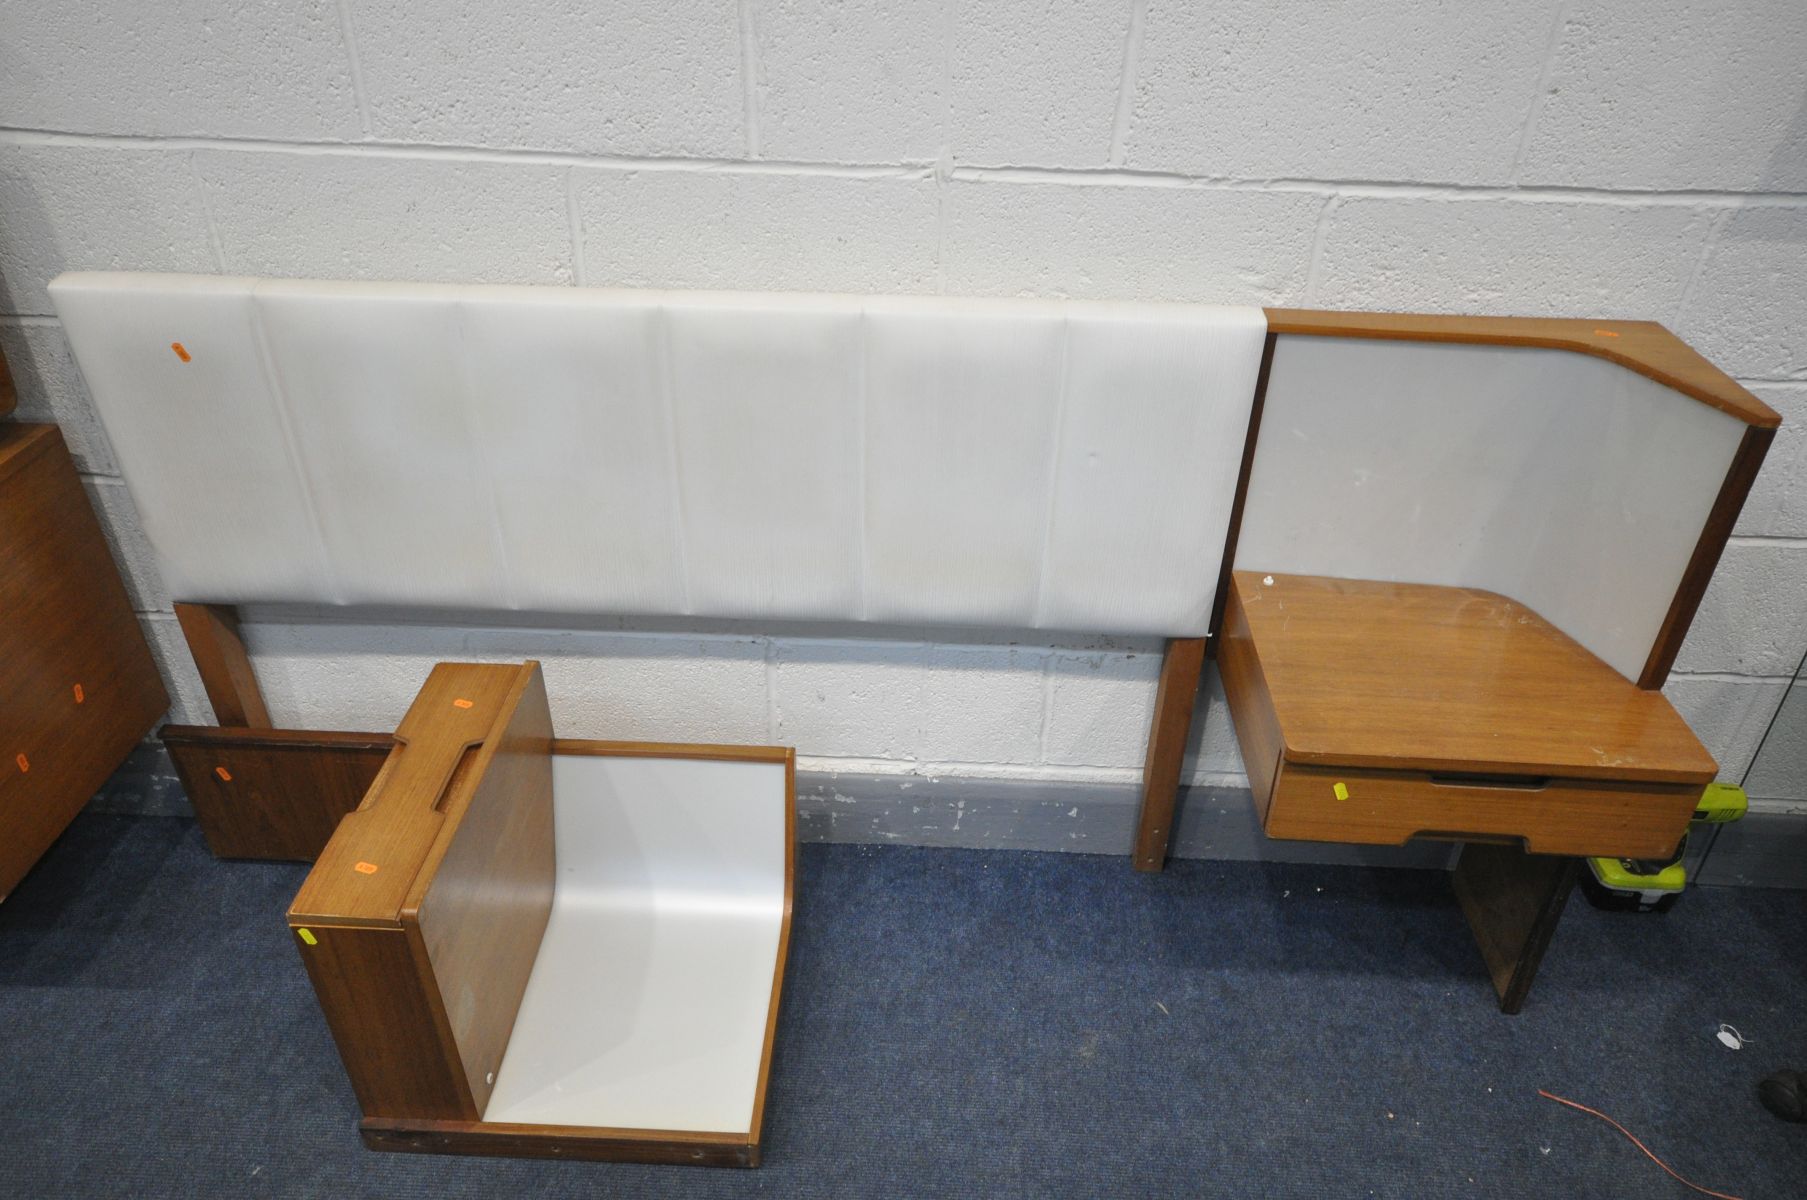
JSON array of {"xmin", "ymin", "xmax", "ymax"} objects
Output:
[
  {"xmin": 50, "ymin": 273, "xmax": 1266, "ymax": 638},
  {"xmin": 1236, "ymin": 335, "xmax": 1746, "ymax": 681}
]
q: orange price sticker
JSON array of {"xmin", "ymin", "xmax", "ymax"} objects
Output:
[
  {"xmin": 170, "ymin": 341, "xmax": 192, "ymax": 362},
  {"xmin": 452, "ymin": 698, "xmax": 474, "ymax": 709},
  {"xmin": 15, "ymin": 753, "xmax": 28, "ymax": 773},
  {"xmin": 354, "ymin": 861, "xmax": 379, "ymax": 875},
  {"xmin": 1593, "ymin": 329, "xmax": 1621, "ymax": 338},
  {"xmin": 72, "ymin": 683, "xmax": 85, "ymax": 704},
  {"xmin": 215, "ymin": 766, "xmax": 233, "ymax": 782}
]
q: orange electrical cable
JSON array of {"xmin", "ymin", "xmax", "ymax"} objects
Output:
[{"xmin": 1537, "ymin": 1089, "xmax": 1743, "ymax": 1200}]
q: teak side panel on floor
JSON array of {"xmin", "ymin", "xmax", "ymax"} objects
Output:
[
  {"xmin": 173, "ymin": 602, "xmax": 272, "ymax": 728},
  {"xmin": 162, "ymin": 726, "xmax": 394, "ymax": 861},
  {"xmin": 0, "ymin": 424, "xmax": 167, "ymax": 901}
]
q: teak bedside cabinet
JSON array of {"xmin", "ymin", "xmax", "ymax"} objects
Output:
[{"xmin": 1219, "ymin": 570, "xmax": 1720, "ymax": 1010}]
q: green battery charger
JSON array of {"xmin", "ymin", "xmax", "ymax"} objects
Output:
[{"xmin": 1581, "ymin": 782, "xmax": 1747, "ymax": 913}]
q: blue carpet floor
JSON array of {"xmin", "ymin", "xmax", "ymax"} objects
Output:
[{"xmin": 2, "ymin": 810, "xmax": 1804, "ymax": 1198}]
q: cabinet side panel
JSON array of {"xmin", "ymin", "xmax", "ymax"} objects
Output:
[
  {"xmin": 290, "ymin": 923, "xmax": 476, "ymax": 1120},
  {"xmin": 1217, "ymin": 579, "xmax": 1284, "ymax": 821},
  {"xmin": 0, "ymin": 425, "xmax": 167, "ymax": 899}
]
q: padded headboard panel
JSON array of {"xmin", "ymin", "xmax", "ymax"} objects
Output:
[
  {"xmin": 1235, "ymin": 335, "xmax": 1747, "ymax": 681},
  {"xmin": 50, "ymin": 274, "xmax": 1265, "ymax": 638}
]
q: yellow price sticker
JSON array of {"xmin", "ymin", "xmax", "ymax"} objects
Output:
[
  {"xmin": 1332, "ymin": 781, "xmax": 1350, "ymax": 801},
  {"xmin": 297, "ymin": 928, "xmax": 318, "ymax": 946}
]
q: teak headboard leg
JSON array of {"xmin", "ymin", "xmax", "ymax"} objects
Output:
[
  {"xmin": 174, "ymin": 601, "xmax": 272, "ymax": 728},
  {"xmin": 1132, "ymin": 637, "xmax": 1207, "ymax": 872}
]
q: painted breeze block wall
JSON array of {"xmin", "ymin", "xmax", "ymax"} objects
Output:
[{"xmin": 3, "ymin": 1, "xmax": 1805, "ymax": 846}]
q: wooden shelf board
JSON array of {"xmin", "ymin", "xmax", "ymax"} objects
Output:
[{"xmin": 1232, "ymin": 571, "xmax": 1717, "ymax": 785}]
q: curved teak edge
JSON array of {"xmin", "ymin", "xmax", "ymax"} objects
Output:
[{"xmin": 1264, "ymin": 308, "xmax": 1779, "ymax": 429}]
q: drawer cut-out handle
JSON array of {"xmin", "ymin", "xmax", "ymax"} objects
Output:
[
  {"xmin": 1410, "ymin": 830, "xmax": 1526, "ymax": 847},
  {"xmin": 1427, "ymin": 772, "xmax": 1550, "ymax": 791}
]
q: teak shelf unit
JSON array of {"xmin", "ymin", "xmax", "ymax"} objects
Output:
[{"xmin": 289, "ymin": 660, "xmax": 795, "ymax": 1166}]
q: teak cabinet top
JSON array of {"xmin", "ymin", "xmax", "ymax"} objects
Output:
[
  {"xmin": 289, "ymin": 660, "xmax": 544, "ymax": 926},
  {"xmin": 1230, "ymin": 571, "xmax": 1717, "ymax": 786}
]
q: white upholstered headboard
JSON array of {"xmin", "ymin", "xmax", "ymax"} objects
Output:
[{"xmin": 50, "ymin": 274, "xmax": 1266, "ymax": 638}]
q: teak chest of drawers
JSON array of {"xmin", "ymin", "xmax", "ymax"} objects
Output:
[{"xmin": 0, "ymin": 422, "xmax": 166, "ymax": 900}]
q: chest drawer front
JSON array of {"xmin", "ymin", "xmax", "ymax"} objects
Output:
[{"xmin": 1263, "ymin": 763, "xmax": 1698, "ymax": 859}]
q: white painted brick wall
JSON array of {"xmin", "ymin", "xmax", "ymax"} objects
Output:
[
  {"xmin": 1126, "ymin": 0, "xmax": 1553, "ymax": 183},
  {"xmin": 1743, "ymin": 683, "xmax": 1807, "ymax": 802},
  {"xmin": 1665, "ymin": 675, "xmax": 1792, "ymax": 784},
  {"xmin": 1738, "ymin": 386, "xmax": 1807, "ymax": 537},
  {"xmin": 0, "ymin": 320, "xmax": 119, "ymax": 473},
  {"xmin": 1679, "ymin": 208, "xmax": 1807, "ymax": 382},
  {"xmin": 948, "ymin": 1, "xmax": 1128, "ymax": 167},
  {"xmin": 1676, "ymin": 542, "xmax": 1807, "ymax": 677},
  {"xmin": 0, "ymin": 143, "xmax": 216, "ymax": 314},
  {"xmin": 350, "ymin": 2, "xmax": 746, "ymax": 158},
  {"xmin": 3, "ymin": 1, "xmax": 1805, "ymax": 807},
  {"xmin": 0, "ymin": 1, "xmax": 361, "ymax": 141},
  {"xmin": 1311, "ymin": 197, "xmax": 1716, "ymax": 320},
  {"xmin": 193, "ymin": 152, "xmax": 574, "ymax": 284},
  {"xmin": 749, "ymin": 0, "xmax": 946, "ymax": 163},
  {"xmin": 572, "ymin": 166, "xmax": 940, "ymax": 291},
  {"xmin": 1516, "ymin": 2, "xmax": 1807, "ymax": 192},
  {"xmin": 940, "ymin": 177, "xmax": 1320, "ymax": 301}
]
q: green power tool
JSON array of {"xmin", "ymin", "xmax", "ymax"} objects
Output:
[{"xmin": 1580, "ymin": 782, "xmax": 1748, "ymax": 913}]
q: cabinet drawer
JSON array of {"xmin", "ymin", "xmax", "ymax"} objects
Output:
[{"xmin": 1262, "ymin": 762, "xmax": 1698, "ymax": 859}]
